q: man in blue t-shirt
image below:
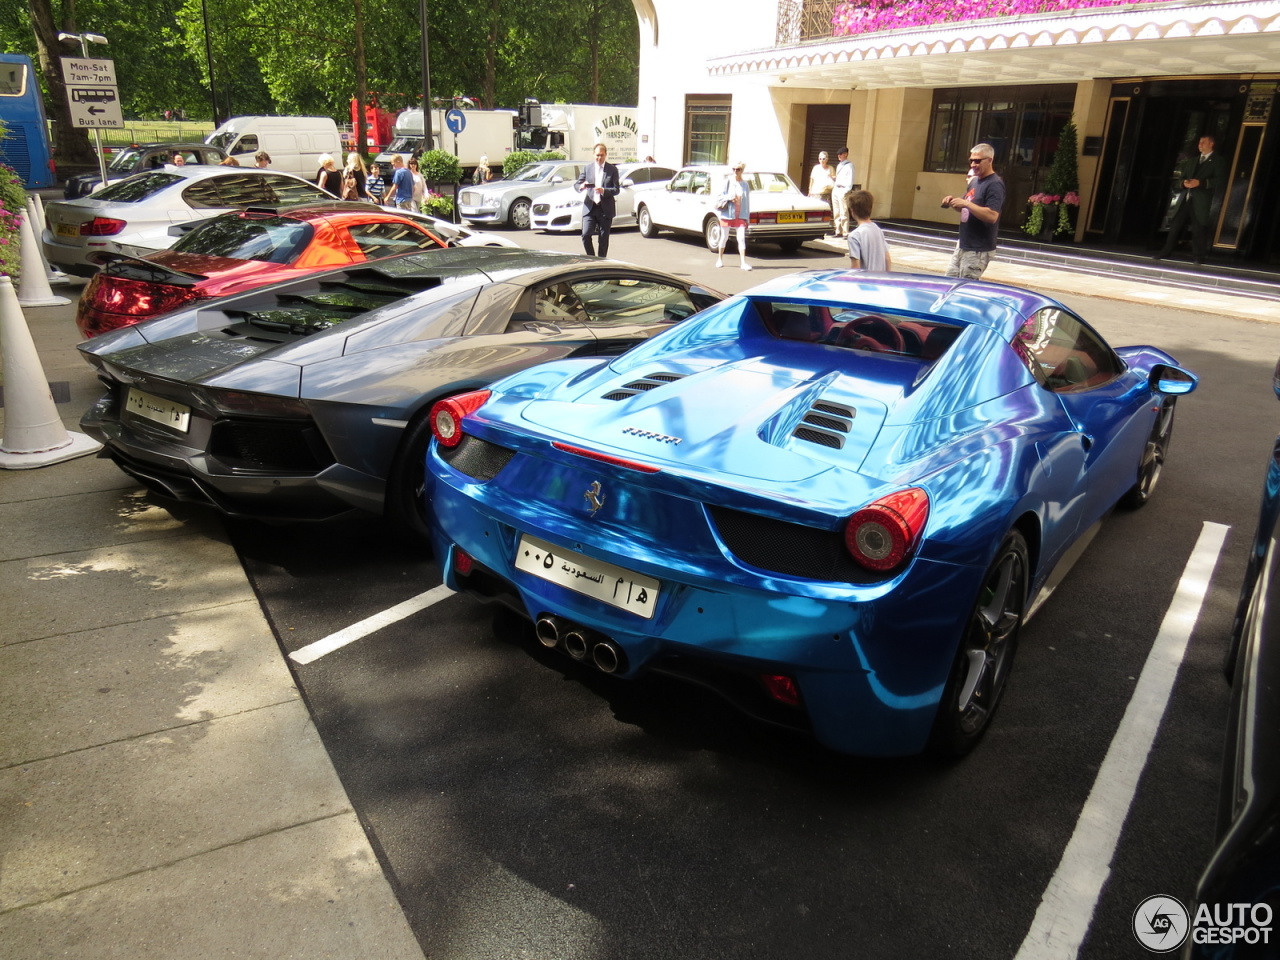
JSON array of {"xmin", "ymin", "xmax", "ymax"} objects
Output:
[
  {"xmin": 385, "ymin": 154, "xmax": 415, "ymax": 210},
  {"xmin": 941, "ymin": 143, "xmax": 1005, "ymax": 280}
]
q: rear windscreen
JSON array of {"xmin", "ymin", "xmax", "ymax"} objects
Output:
[
  {"xmin": 173, "ymin": 216, "xmax": 312, "ymax": 264},
  {"xmin": 93, "ymin": 173, "xmax": 185, "ymax": 203},
  {"xmin": 756, "ymin": 300, "xmax": 961, "ymax": 362}
]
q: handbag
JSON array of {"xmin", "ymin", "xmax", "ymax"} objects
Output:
[
  {"xmin": 715, "ymin": 194, "xmax": 734, "ymax": 213},
  {"xmin": 341, "ymin": 172, "xmax": 358, "ymax": 200}
]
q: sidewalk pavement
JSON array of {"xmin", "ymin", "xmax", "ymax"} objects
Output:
[
  {"xmin": 0, "ymin": 240, "xmax": 1275, "ymax": 960},
  {"xmin": 0, "ymin": 289, "xmax": 425, "ymax": 959}
]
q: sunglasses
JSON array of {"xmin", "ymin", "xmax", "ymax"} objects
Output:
[{"xmin": 968, "ymin": 158, "xmax": 987, "ymax": 165}]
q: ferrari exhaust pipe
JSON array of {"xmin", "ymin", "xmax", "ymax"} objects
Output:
[
  {"xmin": 563, "ymin": 628, "xmax": 590, "ymax": 660},
  {"xmin": 535, "ymin": 616, "xmax": 563, "ymax": 648},
  {"xmin": 591, "ymin": 639, "xmax": 626, "ymax": 674}
]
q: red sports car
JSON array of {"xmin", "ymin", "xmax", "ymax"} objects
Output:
[{"xmin": 75, "ymin": 202, "xmax": 451, "ymax": 338}]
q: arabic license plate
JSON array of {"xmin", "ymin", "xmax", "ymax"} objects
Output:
[
  {"xmin": 125, "ymin": 388, "xmax": 191, "ymax": 433},
  {"xmin": 514, "ymin": 534, "xmax": 660, "ymax": 619},
  {"xmin": 55, "ymin": 221, "xmax": 79, "ymax": 239},
  {"xmin": 777, "ymin": 211, "xmax": 805, "ymax": 224}
]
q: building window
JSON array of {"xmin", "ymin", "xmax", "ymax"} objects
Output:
[
  {"xmin": 926, "ymin": 85, "xmax": 1074, "ymax": 174},
  {"xmin": 685, "ymin": 96, "xmax": 731, "ymax": 165}
]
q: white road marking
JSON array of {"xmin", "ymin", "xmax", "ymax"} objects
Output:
[
  {"xmin": 288, "ymin": 583, "xmax": 457, "ymax": 665},
  {"xmin": 1014, "ymin": 520, "xmax": 1229, "ymax": 960}
]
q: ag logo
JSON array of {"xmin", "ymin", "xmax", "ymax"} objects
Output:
[{"xmin": 1133, "ymin": 895, "xmax": 1190, "ymax": 952}]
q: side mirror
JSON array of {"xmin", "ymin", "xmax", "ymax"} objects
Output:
[
  {"xmin": 621, "ymin": 178, "xmax": 634, "ymax": 188},
  {"xmin": 1151, "ymin": 363, "xmax": 1198, "ymax": 396},
  {"xmin": 550, "ymin": 175, "xmax": 564, "ymax": 184}
]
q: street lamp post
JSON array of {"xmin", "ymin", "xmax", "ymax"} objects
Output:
[{"xmin": 56, "ymin": 32, "xmax": 111, "ymax": 191}]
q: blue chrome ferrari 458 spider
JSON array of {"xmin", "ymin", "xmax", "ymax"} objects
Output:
[{"xmin": 427, "ymin": 271, "xmax": 1198, "ymax": 757}]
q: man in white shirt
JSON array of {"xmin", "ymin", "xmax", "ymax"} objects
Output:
[
  {"xmin": 831, "ymin": 147, "xmax": 856, "ymax": 238},
  {"xmin": 574, "ymin": 143, "xmax": 621, "ymax": 257}
]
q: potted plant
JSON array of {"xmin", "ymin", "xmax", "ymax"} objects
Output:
[{"xmin": 1024, "ymin": 118, "xmax": 1080, "ymax": 240}]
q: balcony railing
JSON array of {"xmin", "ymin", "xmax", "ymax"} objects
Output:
[{"xmin": 778, "ymin": 0, "xmax": 1171, "ymax": 45}]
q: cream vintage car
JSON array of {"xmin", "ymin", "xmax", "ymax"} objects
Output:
[{"xmin": 635, "ymin": 164, "xmax": 832, "ymax": 253}]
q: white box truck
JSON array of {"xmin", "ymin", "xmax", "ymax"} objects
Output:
[
  {"xmin": 517, "ymin": 102, "xmax": 639, "ymax": 162},
  {"xmin": 376, "ymin": 108, "xmax": 517, "ymax": 176},
  {"xmin": 206, "ymin": 116, "xmax": 342, "ymax": 179}
]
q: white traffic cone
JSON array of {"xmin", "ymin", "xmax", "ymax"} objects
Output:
[
  {"xmin": 26, "ymin": 196, "xmax": 70, "ymax": 287},
  {"xmin": 15, "ymin": 211, "xmax": 70, "ymax": 307},
  {"xmin": 0, "ymin": 275, "xmax": 100, "ymax": 469}
]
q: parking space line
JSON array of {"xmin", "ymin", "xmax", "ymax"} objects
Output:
[
  {"xmin": 1014, "ymin": 520, "xmax": 1229, "ymax": 960},
  {"xmin": 288, "ymin": 583, "xmax": 457, "ymax": 665}
]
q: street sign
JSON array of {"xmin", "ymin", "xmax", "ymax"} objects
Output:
[
  {"xmin": 59, "ymin": 56, "xmax": 123, "ymax": 129},
  {"xmin": 445, "ymin": 109, "xmax": 467, "ymax": 135}
]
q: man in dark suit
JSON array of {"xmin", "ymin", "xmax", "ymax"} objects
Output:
[
  {"xmin": 1155, "ymin": 134, "xmax": 1224, "ymax": 266},
  {"xmin": 575, "ymin": 143, "xmax": 621, "ymax": 257}
]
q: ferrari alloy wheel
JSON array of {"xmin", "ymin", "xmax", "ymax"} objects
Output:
[
  {"xmin": 1121, "ymin": 398, "xmax": 1176, "ymax": 509},
  {"xmin": 637, "ymin": 205, "xmax": 657, "ymax": 238},
  {"xmin": 704, "ymin": 217, "xmax": 725, "ymax": 252},
  {"xmin": 929, "ymin": 530, "xmax": 1029, "ymax": 756},
  {"xmin": 508, "ymin": 199, "xmax": 532, "ymax": 229}
]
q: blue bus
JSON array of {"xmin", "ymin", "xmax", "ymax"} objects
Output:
[{"xmin": 0, "ymin": 53, "xmax": 55, "ymax": 188}]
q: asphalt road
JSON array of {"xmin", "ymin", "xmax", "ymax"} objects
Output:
[{"xmin": 213, "ymin": 225, "xmax": 1280, "ymax": 959}]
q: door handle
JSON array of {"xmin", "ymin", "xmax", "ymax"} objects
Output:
[{"xmin": 1080, "ymin": 433, "xmax": 1094, "ymax": 451}]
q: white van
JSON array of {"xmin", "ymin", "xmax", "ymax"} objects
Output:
[{"xmin": 206, "ymin": 116, "xmax": 342, "ymax": 179}]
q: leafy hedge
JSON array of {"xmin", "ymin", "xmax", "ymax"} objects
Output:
[{"xmin": 501, "ymin": 150, "xmax": 566, "ymax": 179}]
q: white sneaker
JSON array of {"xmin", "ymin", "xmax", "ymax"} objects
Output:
[
  {"xmin": 715, "ymin": 258, "xmax": 724, "ymax": 268},
  {"xmin": 740, "ymin": 263, "xmax": 753, "ymax": 271}
]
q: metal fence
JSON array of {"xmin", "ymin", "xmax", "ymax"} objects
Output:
[
  {"xmin": 98, "ymin": 121, "xmax": 216, "ymax": 146},
  {"xmin": 777, "ymin": 0, "xmax": 840, "ymax": 45}
]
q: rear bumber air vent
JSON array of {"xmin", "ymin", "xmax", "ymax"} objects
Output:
[
  {"xmin": 602, "ymin": 372, "xmax": 687, "ymax": 401},
  {"xmin": 793, "ymin": 401, "xmax": 855, "ymax": 449}
]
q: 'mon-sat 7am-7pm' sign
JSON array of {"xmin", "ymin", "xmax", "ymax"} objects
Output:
[{"xmin": 59, "ymin": 57, "xmax": 123, "ymax": 128}]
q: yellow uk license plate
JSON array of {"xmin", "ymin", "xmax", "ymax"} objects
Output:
[{"xmin": 777, "ymin": 211, "xmax": 805, "ymax": 224}]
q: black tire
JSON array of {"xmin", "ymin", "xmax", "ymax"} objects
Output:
[
  {"xmin": 928, "ymin": 530, "xmax": 1029, "ymax": 756},
  {"xmin": 1120, "ymin": 398, "xmax": 1176, "ymax": 509},
  {"xmin": 637, "ymin": 204, "xmax": 658, "ymax": 238},
  {"xmin": 508, "ymin": 198, "xmax": 532, "ymax": 229},
  {"xmin": 704, "ymin": 217, "xmax": 725, "ymax": 252},
  {"xmin": 385, "ymin": 409, "xmax": 435, "ymax": 546}
]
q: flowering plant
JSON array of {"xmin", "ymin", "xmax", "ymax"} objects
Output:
[
  {"xmin": 832, "ymin": 0, "xmax": 1167, "ymax": 39},
  {"xmin": 421, "ymin": 191, "xmax": 454, "ymax": 218},
  {"xmin": 1024, "ymin": 118, "xmax": 1081, "ymax": 237},
  {"xmin": 0, "ymin": 162, "xmax": 27, "ymax": 281},
  {"xmin": 1024, "ymin": 191, "xmax": 1079, "ymax": 237}
]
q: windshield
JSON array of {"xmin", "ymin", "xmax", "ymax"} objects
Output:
[
  {"xmin": 387, "ymin": 137, "xmax": 420, "ymax": 153},
  {"xmin": 206, "ymin": 130, "xmax": 237, "ymax": 152},
  {"xmin": 172, "ymin": 215, "xmax": 312, "ymax": 264},
  {"xmin": 743, "ymin": 172, "xmax": 803, "ymax": 195},
  {"xmin": 93, "ymin": 172, "xmax": 185, "ymax": 203},
  {"xmin": 511, "ymin": 164, "xmax": 554, "ymax": 182},
  {"xmin": 106, "ymin": 147, "xmax": 146, "ymax": 173}
]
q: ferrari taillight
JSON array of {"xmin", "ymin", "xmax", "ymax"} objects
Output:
[
  {"xmin": 430, "ymin": 390, "xmax": 491, "ymax": 447},
  {"xmin": 80, "ymin": 217, "xmax": 127, "ymax": 236},
  {"xmin": 844, "ymin": 487, "xmax": 930, "ymax": 572}
]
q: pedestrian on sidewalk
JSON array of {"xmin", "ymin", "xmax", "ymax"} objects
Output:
[
  {"xmin": 831, "ymin": 147, "xmax": 855, "ymax": 238},
  {"xmin": 1154, "ymin": 134, "xmax": 1223, "ymax": 266},
  {"xmin": 846, "ymin": 190, "xmax": 891, "ymax": 272},
  {"xmin": 941, "ymin": 142, "xmax": 1005, "ymax": 279},
  {"xmin": 714, "ymin": 161, "xmax": 753, "ymax": 271}
]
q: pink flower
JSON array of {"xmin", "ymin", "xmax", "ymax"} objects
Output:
[{"xmin": 1064, "ymin": 191, "xmax": 1080, "ymax": 205}]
